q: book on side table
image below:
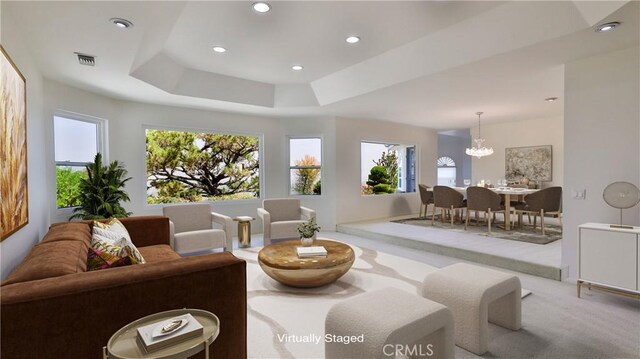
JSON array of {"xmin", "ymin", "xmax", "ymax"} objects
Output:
[
  {"xmin": 136, "ymin": 313, "xmax": 204, "ymax": 353},
  {"xmin": 296, "ymin": 246, "xmax": 327, "ymax": 258}
]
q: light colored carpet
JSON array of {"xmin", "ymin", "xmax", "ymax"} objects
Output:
[
  {"xmin": 234, "ymin": 244, "xmax": 531, "ymax": 359},
  {"xmin": 323, "ymin": 232, "xmax": 640, "ymax": 359}
]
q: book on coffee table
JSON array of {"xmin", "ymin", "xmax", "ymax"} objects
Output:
[
  {"xmin": 296, "ymin": 246, "xmax": 327, "ymax": 258},
  {"xmin": 136, "ymin": 313, "xmax": 203, "ymax": 353}
]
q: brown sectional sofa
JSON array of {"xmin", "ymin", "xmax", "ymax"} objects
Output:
[{"xmin": 1, "ymin": 216, "xmax": 247, "ymax": 359}]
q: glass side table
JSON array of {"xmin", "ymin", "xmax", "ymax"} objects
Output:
[
  {"xmin": 234, "ymin": 216, "xmax": 255, "ymax": 248},
  {"xmin": 104, "ymin": 308, "xmax": 219, "ymax": 359}
]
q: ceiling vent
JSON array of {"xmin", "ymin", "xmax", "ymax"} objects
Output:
[{"xmin": 75, "ymin": 53, "xmax": 95, "ymax": 66}]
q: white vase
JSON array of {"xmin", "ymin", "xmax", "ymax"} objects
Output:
[{"xmin": 300, "ymin": 237, "xmax": 314, "ymax": 247}]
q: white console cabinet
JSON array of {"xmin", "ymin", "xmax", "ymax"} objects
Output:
[{"xmin": 578, "ymin": 223, "xmax": 640, "ymax": 298}]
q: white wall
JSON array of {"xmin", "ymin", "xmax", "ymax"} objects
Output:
[
  {"xmin": 11, "ymin": 69, "xmax": 442, "ymax": 259},
  {"xmin": 43, "ymin": 80, "xmax": 444, "ymax": 232},
  {"xmin": 470, "ymin": 116, "xmax": 564, "ymax": 187},
  {"xmin": 281, "ymin": 117, "xmax": 337, "ymax": 230},
  {"xmin": 0, "ymin": 11, "xmax": 50, "ymax": 279},
  {"xmin": 43, "ymin": 80, "xmax": 118, "ymax": 223},
  {"xmin": 42, "ymin": 80, "xmax": 339, "ymax": 232},
  {"xmin": 563, "ymin": 46, "xmax": 640, "ymax": 280},
  {"xmin": 335, "ymin": 117, "xmax": 438, "ymax": 223}
]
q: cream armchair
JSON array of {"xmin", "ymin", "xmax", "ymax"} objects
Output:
[
  {"xmin": 257, "ymin": 198, "xmax": 316, "ymax": 246},
  {"xmin": 162, "ymin": 203, "xmax": 233, "ymax": 254}
]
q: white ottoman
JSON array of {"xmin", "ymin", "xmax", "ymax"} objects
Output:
[
  {"xmin": 422, "ymin": 263, "xmax": 521, "ymax": 355},
  {"xmin": 325, "ymin": 287, "xmax": 455, "ymax": 359}
]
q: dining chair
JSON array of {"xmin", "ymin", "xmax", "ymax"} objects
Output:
[
  {"xmin": 514, "ymin": 187, "xmax": 562, "ymax": 235},
  {"xmin": 432, "ymin": 186, "xmax": 466, "ymax": 227},
  {"xmin": 465, "ymin": 186, "xmax": 506, "ymax": 234},
  {"xmin": 418, "ymin": 184, "xmax": 434, "ymax": 218}
]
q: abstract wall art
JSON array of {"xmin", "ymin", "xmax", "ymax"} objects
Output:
[{"xmin": 505, "ymin": 145, "xmax": 552, "ymax": 182}]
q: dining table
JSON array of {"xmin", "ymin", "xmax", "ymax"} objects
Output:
[{"xmin": 440, "ymin": 186, "xmax": 539, "ymax": 230}]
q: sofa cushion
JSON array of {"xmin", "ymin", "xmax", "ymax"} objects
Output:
[
  {"xmin": 163, "ymin": 203, "xmax": 214, "ymax": 233},
  {"xmin": 1, "ymin": 240, "xmax": 88, "ymax": 286},
  {"xmin": 271, "ymin": 220, "xmax": 306, "ymax": 239},
  {"xmin": 42, "ymin": 222, "xmax": 91, "ymax": 248},
  {"xmin": 92, "ymin": 218, "xmax": 145, "ymax": 264},
  {"xmin": 174, "ymin": 229, "xmax": 226, "ymax": 254},
  {"xmin": 264, "ymin": 199, "xmax": 301, "ymax": 222},
  {"xmin": 138, "ymin": 245, "xmax": 181, "ymax": 263}
]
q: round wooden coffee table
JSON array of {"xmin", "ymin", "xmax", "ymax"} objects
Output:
[{"xmin": 258, "ymin": 239, "xmax": 355, "ymax": 288}]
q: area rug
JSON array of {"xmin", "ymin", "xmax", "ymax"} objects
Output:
[
  {"xmin": 391, "ymin": 216, "xmax": 562, "ymax": 245},
  {"xmin": 234, "ymin": 245, "xmax": 530, "ymax": 359}
]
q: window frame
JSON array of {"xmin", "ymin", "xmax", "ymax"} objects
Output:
[
  {"xmin": 143, "ymin": 124, "xmax": 264, "ymax": 207},
  {"xmin": 287, "ymin": 136, "xmax": 323, "ymax": 197},
  {"xmin": 437, "ymin": 156, "xmax": 457, "ymax": 186},
  {"xmin": 437, "ymin": 156, "xmax": 456, "ymax": 167},
  {"xmin": 53, "ymin": 112, "xmax": 107, "ymax": 211},
  {"xmin": 360, "ymin": 140, "xmax": 418, "ymax": 197}
]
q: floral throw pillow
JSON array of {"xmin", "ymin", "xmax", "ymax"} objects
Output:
[
  {"xmin": 87, "ymin": 247, "xmax": 132, "ymax": 271},
  {"xmin": 92, "ymin": 218, "xmax": 145, "ymax": 264}
]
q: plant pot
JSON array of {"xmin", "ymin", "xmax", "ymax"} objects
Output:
[{"xmin": 300, "ymin": 237, "xmax": 314, "ymax": 247}]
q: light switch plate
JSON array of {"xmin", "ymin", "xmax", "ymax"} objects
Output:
[{"xmin": 572, "ymin": 189, "xmax": 586, "ymax": 200}]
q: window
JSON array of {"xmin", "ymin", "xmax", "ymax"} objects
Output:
[
  {"xmin": 289, "ymin": 138, "xmax": 321, "ymax": 195},
  {"xmin": 437, "ymin": 156, "xmax": 456, "ymax": 186},
  {"xmin": 145, "ymin": 129, "xmax": 260, "ymax": 204},
  {"xmin": 361, "ymin": 141, "xmax": 416, "ymax": 195},
  {"xmin": 54, "ymin": 115, "xmax": 102, "ymax": 208}
]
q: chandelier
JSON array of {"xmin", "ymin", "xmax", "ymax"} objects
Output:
[{"xmin": 465, "ymin": 112, "xmax": 494, "ymax": 159}]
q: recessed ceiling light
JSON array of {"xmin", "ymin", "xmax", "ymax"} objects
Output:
[
  {"xmin": 291, "ymin": 65, "xmax": 304, "ymax": 71},
  {"xmin": 346, "ymin": 36, "xmax": 361, "ymax": 44},
  {"xmin": 595, "ymin": 22, "xmax": 620, "ymax": 32},
  {"xmin": 110, "ymin": 18, "xmax": 133, "ymax": 29},
  {"xmin": 253, "ymin": 2, "xmax": 271, "ymax": 13},
  {"xmin": 545, "ymin": 97, "xmax": 558, "ymax": 102},
  {"xmin": 212, "ymin": 46, "xmax": 227, "ymax": 53}
]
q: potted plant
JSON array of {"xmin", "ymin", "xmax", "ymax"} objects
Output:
[
  {"xmin": 70, "ymin": 153, "xmax": 132, "ymax": 220},
  {"xmin": 297, "ymin": 217, "xmax": 321, "ymax": 247}
]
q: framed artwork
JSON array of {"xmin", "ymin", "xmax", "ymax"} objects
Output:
[
  {"xmin": 1, "ymin": 45, "xmax": 28, "ymax": 240},
  {"xmin": 505, "ymin": 145, "xmax": 552, "ymax": 182}
]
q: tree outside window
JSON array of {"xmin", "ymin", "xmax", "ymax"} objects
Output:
[
  {"xmin": 361, "ymin": 142, "xmax": 416, "ymax": 195},
  {"xmin": 145, "ymin": 129, "xmax": 260, "ymax": 203},
  {"xmin": 289, "ymin": 138, "xmax": 321, "ymax": 195}
]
